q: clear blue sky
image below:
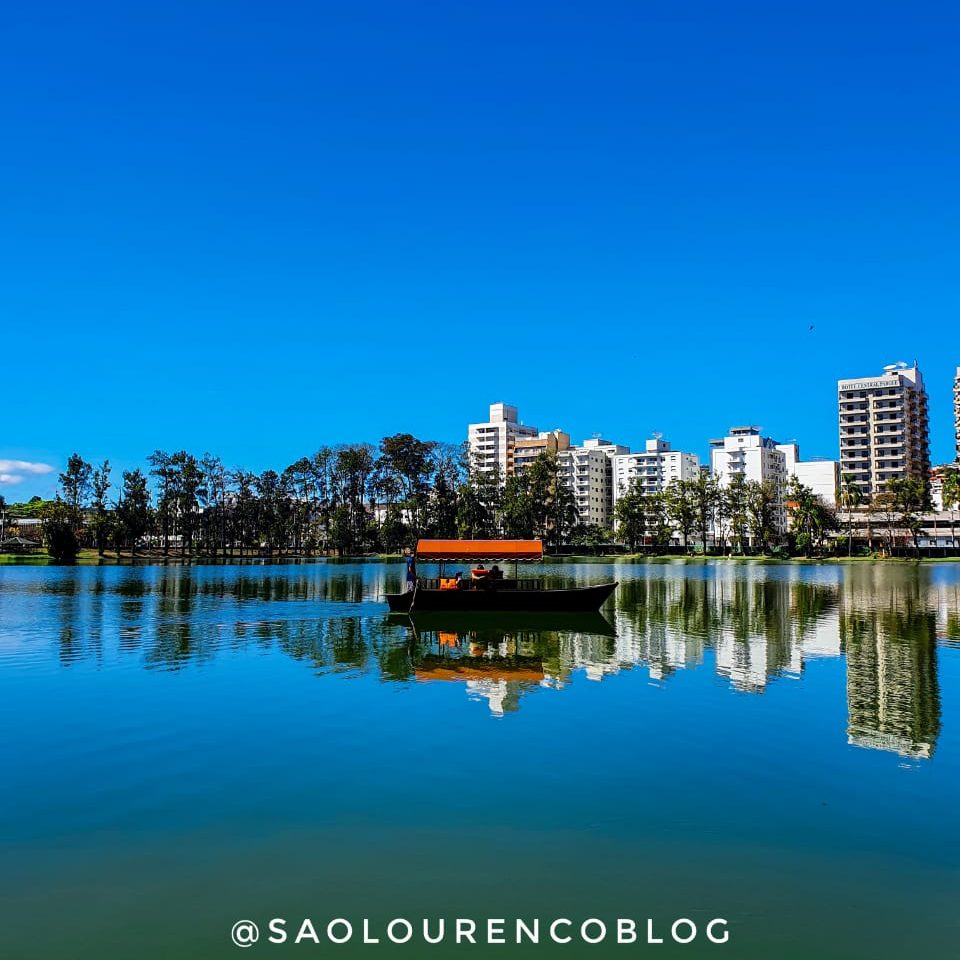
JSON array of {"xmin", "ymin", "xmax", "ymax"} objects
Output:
[{"xmin": 2, "ymin": 1, "xmax": 958, "ymax": 499}]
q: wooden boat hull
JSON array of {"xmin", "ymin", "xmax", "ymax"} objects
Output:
[{"xmin": 385, "ymin": 581, "xmax": 617, "ymax": 613}]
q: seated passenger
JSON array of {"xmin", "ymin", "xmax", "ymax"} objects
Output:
[
  {"xmin": 471, "ymin": 563, "xmax": 488, "ymax": 579},
  {"xmin": 489, "ymin": 564, "xmax": 503, "ymax": 581}
]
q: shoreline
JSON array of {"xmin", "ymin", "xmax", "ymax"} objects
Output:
[{"xmin": 3, "ymin": 551, "xmax": 960, "ymax": 567}]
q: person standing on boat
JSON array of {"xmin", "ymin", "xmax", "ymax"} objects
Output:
[{"xmin": 405, "ymin": 551, "xmax": 416, "ymax": 593}]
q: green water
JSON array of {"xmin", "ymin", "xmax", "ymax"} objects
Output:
[{"xmin": 1, "ymin": 561, "xmax": 958, "ymax": 958}]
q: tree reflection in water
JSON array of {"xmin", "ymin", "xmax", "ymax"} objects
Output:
[{"xmin": 8, "ymin": 562, "xmax": 953, "ymax": 755}]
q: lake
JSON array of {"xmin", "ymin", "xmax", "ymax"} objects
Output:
[{"xmin": 1, "ymin": 561, "xmax": 958, "ymax": 958}]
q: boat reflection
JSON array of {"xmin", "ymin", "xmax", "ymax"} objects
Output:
[{"xmin": 393, "ymin": 612, "xmax": 616, "ymax": 715}]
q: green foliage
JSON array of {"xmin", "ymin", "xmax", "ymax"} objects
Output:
[
  {"xmin": 41, "ymin": 500, "xmax": 80, "ymax": 562},
  {"xmin": 116, "ymin": 469, "xmax": 152, "ymax": 553},
  {"xmin": 59, "ymin": 453, "xmax": 92, "ymax": 516},
  {"xmin": 614, "ymin": 489, "xmax": 647, "ymax": 550}
]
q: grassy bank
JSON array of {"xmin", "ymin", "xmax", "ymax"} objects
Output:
[{"xmin": 3, "ymin": 550, "xmax": 960, "ymax": 566}]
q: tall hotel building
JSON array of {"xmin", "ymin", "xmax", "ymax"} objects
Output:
[
  {"xmin": 837, "ymin": 364, "xmax": 930, "ymax": 497},
  {"xmin": 467, "ymin": 403, "xmax": 539, "ymax": 478},
  {"xmin": 954, "ymin": 366, "xmax": 960, "ymax": 462}
]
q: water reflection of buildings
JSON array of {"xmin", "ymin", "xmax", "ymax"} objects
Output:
[
  {"xmin": 13, "ymin": 564, "xmax": 956, "ymax": 756},
  {"xmin": 841, "ymin": 566, "xmax": 942, "ymax": 759},
  {"xmin": 606, "ymin": 573, "xmax": 843, "ymax": 692}
]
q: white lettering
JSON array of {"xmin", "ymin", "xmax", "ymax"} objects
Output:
[
  {"xmin": 387, "ymin": 919, "xmax": 413, "ymax": 944},
  {"xmin": 327, "ymin": 919, "xmax": 352, "ymax": 944},
  {"xmin": 363, "ymin": 919, "xmax": 379, "ymax": 944},
  {"xmin": 487, "ymin": 919, "xmax": 505, "ymax": 944},
  {"xmin": 672, "ymin": 919, "xmax": 697, "ymax": 944},
  {"xmin": 646, "ymin": 919, "xmax": 664, "ymax": 944},
  {"xmin": 423, "ymin": 919, "xmax": 445, "ymax": 944},
  {"xmin": 550, "ymin": 919, "xmax": 572, "ymax": 944},
  {"xmin": 707, "ymin": 918, "xmax": 730, "ymax": 944},
  {"xmin": 617, "ymin": 918, "xmax": 636, "ymax": 944},
  {"xmin": 516, "ymin": 919, "xmax": 539, "ymax": 943},
  {"xmin": 295, "ymin": 919, "xmax": 320, "ymax": 944},
  {"xmin": 268, "ymin": 919, "xmax": 287, "ymax": 944},
  {"xmin": 455, "ymin": 918, "xmax": 477, "ymax": 944},
  {"xmin": 581, "ymin": 919, "xmax": 606, "ymax": 944}
]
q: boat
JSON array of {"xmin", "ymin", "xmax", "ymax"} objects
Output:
[{"xmin": 385, "ymin": 539, "xmax": 617, "ymax": 613}]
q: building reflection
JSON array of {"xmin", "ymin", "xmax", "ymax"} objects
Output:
[
  {"xmin": 609, "ymin": 572, "xmax": 842, "ymax": 692},
  {"xmin": 840, "ymin": 565, "xmax": 942, "ymax": 759},
  {"xmin": 11, "ymin": 563, "xmax": 956, "ymax": 756}
]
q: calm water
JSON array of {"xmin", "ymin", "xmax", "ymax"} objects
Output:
[{"xmin": 1, "ymin": 561, "xmax": 959, "ymax": 958}]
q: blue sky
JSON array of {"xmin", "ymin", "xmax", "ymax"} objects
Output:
[{"xmin": 2, "ymin": 1, "xmax": 958, "ymax": 499}]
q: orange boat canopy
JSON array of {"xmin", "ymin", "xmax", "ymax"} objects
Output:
[{"xmin": 415, "ymin": 539, "xmax": 543, "ymax": 562}]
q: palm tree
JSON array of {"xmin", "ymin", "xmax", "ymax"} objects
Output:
[
  {"xmin": 839, "ymin": 474, "xmax": 863, "ymax": 557},
  {"xmin": 941, "ymin": 468, "xmax": 960, "ymax": 554}
]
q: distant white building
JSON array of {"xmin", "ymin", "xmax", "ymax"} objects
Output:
[
  {"xmin": 467, "ymin": 403, "xmax": 538, "ymax": 479},
  {"xmin": 612, "ymin": 437, "xmax": 700, "ymax": 504},
  {"xmin": 777, "ymin": 443, "xmax": 840, "ymax": 506}
]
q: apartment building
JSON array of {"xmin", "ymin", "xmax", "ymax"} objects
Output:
[
  {"xmin": 954, "ymin": 366, "xmax": 960, "ymax": 463},
  {"xmin": 467, "ymin": 403, "xmax": 538, "ymax": 479},
  {"xmin": 558, "ymin": 438, "xmax": 628, "ymax": 529},
  {"xmin": 837, "ymin": 363, "xmax": 930, "ymax": 497},
  {"xmin": 710, "ymin": 426, "xmax": 789, "ymax": 531},
  {"xmin": 513, "ymin": 429, "xmax": 570, "ymax": 474},
  {"xmin": 612, "ymin": 437, "xmax": 700, "ymax": 505}
]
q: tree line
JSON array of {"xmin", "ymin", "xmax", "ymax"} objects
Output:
[{"xmin": 7, "ymin": 436, "xmax": 956, "ymax": 561}]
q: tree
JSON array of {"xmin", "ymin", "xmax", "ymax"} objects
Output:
[
  {"xmin": 886, "ymin": 477, "xmax": 927, "ymax": 557},
  {"xmin": 687, "ymin": 472, "xmax": 719, "ymax": 556},
  {"xmin": 116, "ymin": 469, "xmax": 152, "ymax": 555},
  {"xmin": 501, "ymin": 472, "xmax": 534, "ymax": 538},
  {"xmin": 148, "ymin": 450, "xmax": 174, "ymax": 555},
  {"xmin": 378, "ymin": 504, "xmax": 409, "ymax": 553},
  {"xmin": 255, "ymin": 469, "xmax": 290, "ymax": 555},
  {"xmin": 614, "ymin": 488, "xmax": 647, "ymax": 551},
  {"xmin": 745, "ymin": 480, "xmax": 779, "ymax": 554},
  {"xmin": 230, "ymin": 469, "xmax": 257, "ymax": 556},
  {"xmin": 785, "ymin": 478, "xmax": 838, "ymax": 557},
  {"xmin": 942, "ymin": 468, "xmax": 960, "ymax": 553},
  {"xmin": 724, "ymin": 474, "xmax": 750, "ymax": 555},
  {"xmin": 170, "ymin": 451, "xmax": 203, "ymax": 556},
  {"xmin": 330, "ymin": 445, "xmax": 375, "ymax": 554},
  {"xmin": 200, "ymin": 454, "xmax": 229, "ymax": 557},
  {"xmin": 90, "ymin": 460, "xmax": 112, "ymax": 556},
  {"xmin": 375, "ymin": 434, "xmax": 437, "ymax": 540},
  {"xmin": 646, "ymin": 492, "xmax": 673, "ymax": 553},
  {"xmin": 59, "ymin": 453, "xmax": 92, "ymax": 515},
  {"xmin": 664, "ymin": 481, "xmax": 696, "ymax": 553},
  {"xmin": 458, "ymin": 458, "xmax": 501, "ymax": 538},
  {"xmin": 42, "ymin": 500, "xmax": 79, "ymax": 562},
  {"xmin": 839, "ymin": 474, "xmax": 863, "ymax": 557}
]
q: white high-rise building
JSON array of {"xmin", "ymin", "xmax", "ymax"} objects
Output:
[
  {"xmin": 837, "ymin": 363, "xmax": 930, "ymax": 497},
  {"xmin": 710, "ymin": 426, "xmax": 789, "ymax": 531},
  {"xmin": 954, "ymin": 366, "xmax": 960, "ymax": 463},
  {"xmin": 612, "ymin": 438, "xmax": 700, "ymax": 505},
  {"xmin": 558, "ymin": 438, "xmax": 628, "ymax": 529},
  {"xmin": 709, "ymin": 426, "xmax": 787, "ymax": 486},
  {"xmin": 467, "ymin": 403, "xmax": 538, "ymax": 479}
]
